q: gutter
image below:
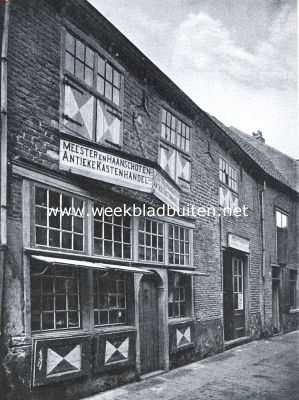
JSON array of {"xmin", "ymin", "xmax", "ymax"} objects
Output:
[
  {"xmin": 0, "ymin": 0, "xmax": 10, "ymax": 335},
  {"xmin": 260, "ymin": 181, "xmax": 266, "ymax": 332}
]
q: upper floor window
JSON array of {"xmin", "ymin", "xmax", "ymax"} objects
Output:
[
  {"xmin": 219, "ymin": 158, "xmax": 238, "ymax": 192},
  {"xmin": 31, "ymin": 263, "xmax": 80, "ymax": 332},
  {"xmin": 276, "ymin": 209, "xmax": 288, "ymax": 263},
  {"xmin": 63, "ymin": 31, "xmax": 122, "ymax": 146},
  {"xmin": 138, "ymin": 218, "xmax": 164, "ymax": 262},
  {"xmin": 94, "ymin": 208, "xmax": 131, "ymax": 259},
  {"xmin": 168, "ymin": 225, "xmax": 190, "ymax": 265},
  {"xmin": 35, "ymin": 186, "xmax": 84, "ymax": 251},
  {"xmin": 161, "ymin": 108, "xmax": 190, "ymax": 153},
  {"xmin": 159, "ymin": 108, "xmax": 191, "ymax": 183}
]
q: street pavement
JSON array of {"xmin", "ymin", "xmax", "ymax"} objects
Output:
[{"xmin": 84, "ymin": 330, "xmax": 299, "ymax": 400}]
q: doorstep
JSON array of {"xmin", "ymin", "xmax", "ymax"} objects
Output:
[
  {"xmin": 224, "ymin": 336, "xmax": 251, "ymax": 350},
  {"xmin": 140, "ymin": 370, "xmax": 166, "ymax": 380}
]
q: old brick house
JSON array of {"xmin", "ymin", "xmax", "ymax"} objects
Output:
[{"xmin": 0, "ymin": 1, "xmax": 298, "ymax": 399}]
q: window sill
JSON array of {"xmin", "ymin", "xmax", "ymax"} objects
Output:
[
  {"xmin": 31, "ymin": 325, "xmax": 136, "ymax": 339},
  {"xmin": 168, "ymin": 317, "xmax": 194, "ymax": 326},
  {"xmin": 289, "ymin": 308, "xmax": 299, "ymax": 314}
]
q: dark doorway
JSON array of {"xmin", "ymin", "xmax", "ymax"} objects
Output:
[
  {"xmin": 272, "ymin": 267, "xmax": 281, "ymax": 333},
  {"xmin": 223, "ymin": 251, "xmax": 246, "ymax": 341},
  {"xmin": 139, "ymin": 274, "xmax": 160, "ymax": 374}
]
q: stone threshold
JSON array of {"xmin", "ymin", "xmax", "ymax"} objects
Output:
[
  {"xmin": 140, "ymin": 370, "xmax": 166, "ymax": 380},
  {"xmin": 224, "ymin": 336, "xmax": 251, "ymax": 350}
]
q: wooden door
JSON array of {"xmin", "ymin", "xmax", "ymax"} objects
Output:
[
  {"xmin": 223, "ymin": 253, "xmax": 245, "ymax": 341},
  {"xmin": 139, "ymin": 275, "xmax": 159, "ymax": 374}
]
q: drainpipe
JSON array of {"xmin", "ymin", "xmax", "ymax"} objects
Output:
[
  {"xmin": 260, "ymin": 181, "xmax": 266, "ymax": 333},
  {"xmin": 0, "ymin": 0, "xmax": 10, "ymax": 335}
]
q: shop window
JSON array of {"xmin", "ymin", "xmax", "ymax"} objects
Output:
[
  {"xmin": 219, "ymin": 157, "xmax": 238, "ymax": 192},
  {"xmin": 63, "ymin": 31, "xmax": 122, "ymax": 146},
  {"xmin": 168, "ymin": 225, "xmax": 190, "ymax": 265},
  {"xmin": 138, "ymin": 218, "xmax": 164, "ymax": 262},
  {"xmin": 93, "ymin": 208, "xmax": 131, "ymax": 259},
  {"xmin": 31, "ymin": 263, "xmax": 80, "ymax": 332},
  {"xmin": 232, "ymin": 257, "xmax": 244, "ymax": 310},
  {"xmin": 159, "ymin": 108, "xmax": 191, "ymax": 183},
  {"xmin": 93, "ymin": 271, "xmax": 127, "ymax": 325},
  {"xmin": 276, "ymin": 209, "xmax": 288, "ymax": 264},
  {"xmin": 289, "ymin": 270, "xmax": 297, "ymax": 309},
  {"xmin": 168, "ymin": 272, "xmax": 191, "ymax": 318},
  {"xmin": 35, "ymin": 186, "xmax": 84, "ymax": 251}
]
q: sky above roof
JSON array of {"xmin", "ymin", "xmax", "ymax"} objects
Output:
[{"xmin": 89, "ymin": 0, "xmax": 298, "ymax": 159}]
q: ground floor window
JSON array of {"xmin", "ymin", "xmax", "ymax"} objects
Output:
[
  {"xmin": 289, "ymin": 269, "xmax": 297, "ymax": 309},
  {"xmin": 168, "ymin": 271, "xmax": 191, "ymax": 318},
  {"xmin": 31, "ymin": 262, "xmax": 81, "ymax": 332},
  {"xmin": 93, "ymin": 271, "xmax": 127, "ymax": 325}
]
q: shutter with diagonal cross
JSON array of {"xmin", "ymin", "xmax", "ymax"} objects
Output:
[
  {"xmin": 159, "ymin": 143, "xmax": 176, "ymax": 181},
  {"xmin": 96, "ymin": 100, "xmax": 121, "ymax": 145},
  {"xmin": 63, "ymin": 83, "xmax": 94, "ymax": 140},
  {"xmin": 176, "ymin": 152, "xmax": 191, "ymax": 182}
]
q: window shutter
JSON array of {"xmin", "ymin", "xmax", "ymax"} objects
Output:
[
  {"xmin": 176, "ymin": 152, "xmax": 191, "ymax": 182},
  {"xmin": 96, "ymin": 100, "xmax": 121, "ymax": 145},
  {"xmin": 63, "ymin": 83, "xmax": 94, "ymax": 140},
  {"xmin": 281, "ymin": 268, "xmax": 291, "ymax": 313},
  {"xmin": 159, "ymin": 144, "xmax": 176, "ymax": 181}
]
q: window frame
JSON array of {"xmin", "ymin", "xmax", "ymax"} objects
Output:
[
  {"xmin": 33, "ymin": 184, "xmax": 86, "ymax": 253},
  {"xmin": 31, "ymin": 263, "xmax": 81, "ymax": 333},
  {"xmin": 168, "ymin": 271, "xmax": 192, "ymax": 319},
  {"xmin": 138, "ymin": 217, "xmax": 165, "ymax": 263},
  {"xmin": 275, "ymin": 208, "xmax": 288, "ymax": 262},
  {"xmin": 219, "ymin": 157, "xmax": 238, "ymax": 193},
  {"xmin": 60, "ymin": 25, "xmax": 124, "ymax": 148},
  {"xmin": 93, "ymin": 271, "xmax": 128, "ymax": 327},
  {"xmin": 93, "ymin": 205, "xmax": 132, "ymax": 260},
  {"xmin": 161, "ymin": 107, "xmax": 191, "ymax": 154},
  {"xmin": 289, "ymin": 269, "xmax": 297, "ymax": 310},
  {"xmin": 232, "ymin": 257, "xmax": 244, "ymax": 311},
  {"xmin": 168, "ymin": 224, "xmax": 191, "ymax": 266}
]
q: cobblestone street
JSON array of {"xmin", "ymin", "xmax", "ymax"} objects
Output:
[{"xmin": 84, "ymin": 330, "xmax": 299, "ymax": 400}]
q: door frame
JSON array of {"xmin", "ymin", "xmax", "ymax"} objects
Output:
[
  {"xmin": 134, "ymin": 268, "xmax": 169, "ymax": 375},
  {"xmin": 222, "ymin": 248, "xmax": 249, "ymax": 342}
]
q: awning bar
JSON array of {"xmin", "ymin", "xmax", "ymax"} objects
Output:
[
  {"xmin": 169, "ymin": 269, "xmax": 209, "ymax": 276},
  {"xmin": 31, "ymin": 255, "xmax": 151, "ymax": 274}
]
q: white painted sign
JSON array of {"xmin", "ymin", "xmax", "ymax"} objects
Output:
[
  {"xmin": 59, "ymin": 139, "xmax": 180, "ymax": 209},
  {"xmin": 228, "ymin": 233, "xmax": 250, "ymax": 253},
  {"xmin": 152, "ymin": 170, "xmax": 180, "ymax": 210}
]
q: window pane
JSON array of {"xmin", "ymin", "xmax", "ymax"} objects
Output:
[
  {"xmin": 65, "ymin": 32, "xmax": 75, "ymax": 54},
  {"xmin": 76, "ymin": 40, "xmax": 85, "ymax": 60},
  {"xmin": 36, "ymin": 207, "xmax": 47, "ymax": 226}
]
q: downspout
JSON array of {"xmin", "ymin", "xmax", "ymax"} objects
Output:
[
  {"xmin": 0, "ymin": 0, "xmax": 10, "ymax": 335},
  {"xmin": 260, "ymin": 181, "xmax": 266, "ymax": 334}
]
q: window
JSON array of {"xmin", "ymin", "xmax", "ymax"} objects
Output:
[
  {"xmin": 276, "ymin": 209, "xmax": 288, "ymax": 263},
  {"xmin": 161, "ymin": 108, "xmax": 190, "ymax": 153},
  {"xmin": 289, "ymin": 270, "xmax": 297, "ymax": 309},
  {"xmin": 138, "ymin": 218, "xmax": 164, "ymax": 262},
  {"xmin": 159, "ymin": 108, "xmax": 191, "ymax": 183},
  {"xmin": 168, "ymin": 272, "xmax": 191, "ymax": 318},
  {"xmin": 232, "ymin": 257, "xmax": 244, "ymax": 310},
  {"xmin": 219, "ymin": 158, "xmax": 238, "ymax": 192},
  {"xmin": 35, "ymin": 186, "xmax": 84, "ymax": 251},
  {"xmin": 31, "ymin": 263, "xmax": 80, "ymax": 332},
  {"xmin": 63, "ymin": 31, "xmax": 122, "ymax": 145},
  {"xmin": 94, "ymin": 209, "xmax": 131, "ymax": 259},
  {"xmin": 168, "ymin": 225, "xmax": 190, "ymax": 265},
  {"xmin": 94, "ymin": 271, "xmax": 127, "ymax": 325}
]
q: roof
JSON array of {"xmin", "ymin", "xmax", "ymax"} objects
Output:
[
  {"xmin": 68, "ymin": 0, "xmax": 298, "ymax": 195},
  {"xmin": 209, "ymin": 116, "xmax": 298, "ymax": 193}
]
